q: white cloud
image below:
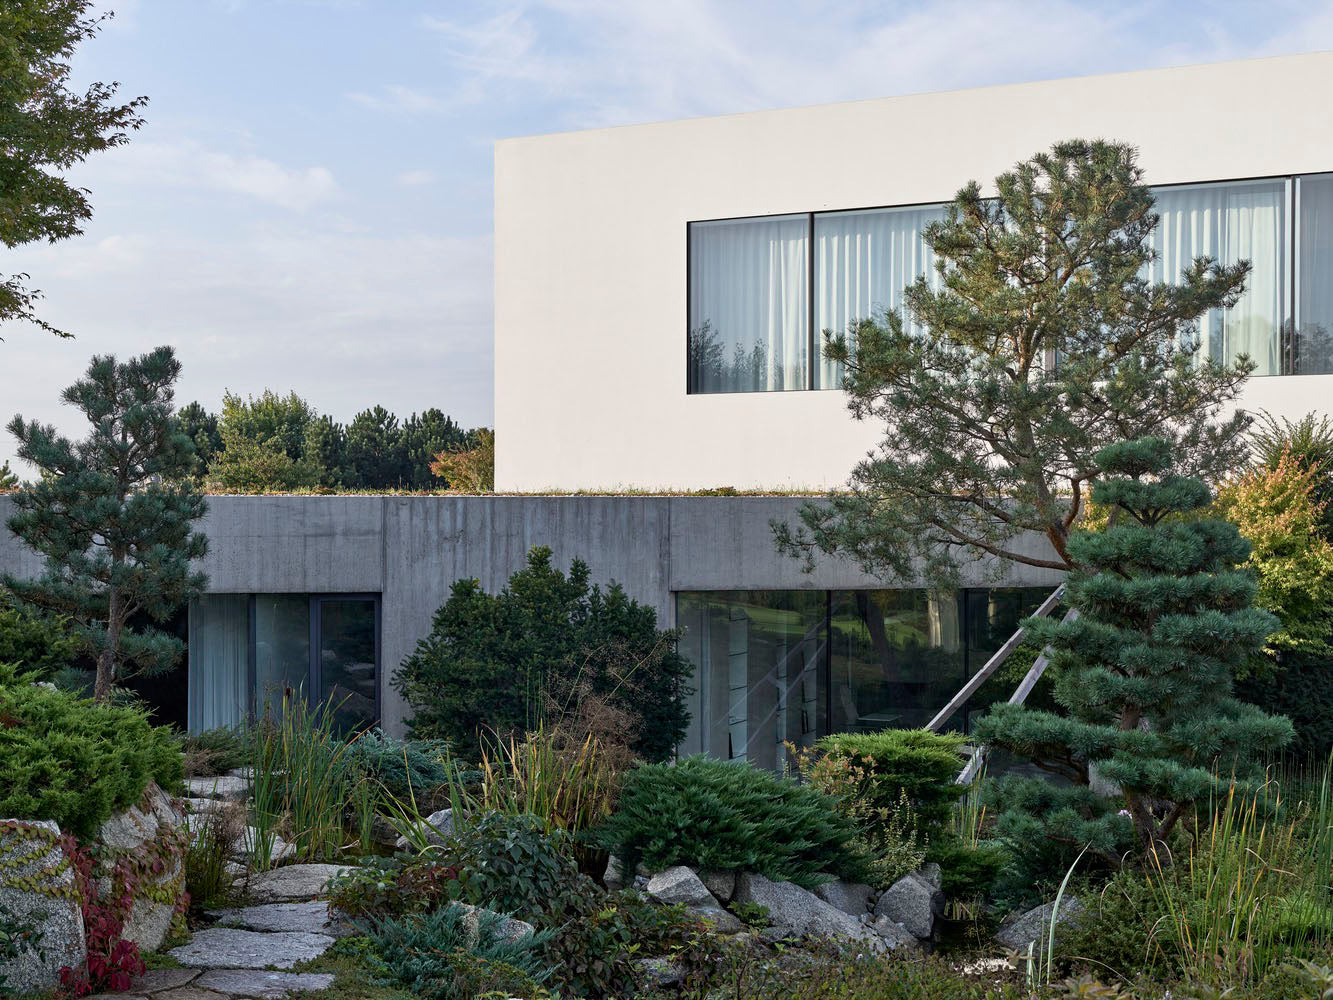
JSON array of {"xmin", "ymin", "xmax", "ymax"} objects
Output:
[
  {"xmin": 396, "ymin": 169, "xmax": 435, "ymax": 186},
  {"xmin": 348, "ymin": 84, "xmax": 446, "ymax": 114},
  {"xmin": 113, "ymin": 140, "xmax": 339, "ymax": 211}
]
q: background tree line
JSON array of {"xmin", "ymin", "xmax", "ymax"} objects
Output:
[{"xmin": 178, "ymin": 390, "xmax": 493, "ymax": 492}]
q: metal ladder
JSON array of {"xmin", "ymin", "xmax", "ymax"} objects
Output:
[{"xmin": 922, "ymin": 584, "xmax": 1078, "ymax": 784}]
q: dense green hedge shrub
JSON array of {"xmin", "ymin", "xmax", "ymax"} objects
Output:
[
  {"xmin": 595, "ymin": 756, "xmax": 864, "ymax": 888},
  {"xmin": 814, "ymin": 729, "xmax": 968, "ymax": 834},
  {"xmin": 395, "ymin": 546, "xmax": 691, "ymax": 762},
  {"xmin": 0, "ymin": 666, "xmax": 183, "ymax": 838},
  {"xmin": 0, "ymin": 597, "xmax": 73, "ymax": 680}
]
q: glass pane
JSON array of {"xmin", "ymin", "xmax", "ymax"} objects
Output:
[
  {"xmin": 675, "ymin": 591, "xmax": 823, "ymax": 770},
  {"xmin": 961, "ymin": 588, "xmax": 1053, "ymax": 728},
  {"xmin": 814, "ymin": 204, "xmax": 946, "ymax": 388},
  {"xmin": 688, "ymin": 215, "xmax": 809, "ymax": 393},
  {"xmin": 187, "ymin": 595, "xmax": 250, "ymax": 732},
  {"xmin": 318, "ymin": 599, "xmax": 378, "ymax": 733},
  {"xmin": 1298, "ymin": 174, "xmax": 1333, "ymax": 375},
  {"xmin": 1148, "ymin": 179, "xmax": 1288, "ymax": 376},
  {"xmin": 255, "ymin": 595, "xmax": 310, "ymax": 719},
  {"xmin": 829, "ymin": 590, "xmax": 964, "ymax": 733}
]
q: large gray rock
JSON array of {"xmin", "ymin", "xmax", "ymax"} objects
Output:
[
  {"xmin": 246, "ymin": 863, "xmax": 353, "ymax": 902},
  {"xmin": 193, "ymin": 969, "xmax": 335, "ymax": 997},
  {"xmin": 700, "ymin": 869, "xmax": 736, "ymax": 904},
  {"xmin": 0, "ymin": 819, "xmax": 85, "ymax": 997},
  {"xmin": 634, "ymin": 957, "xmax": 685, "ymax": 988},
  {"xmin": 646, "ymin": 865, "xmax": 716, "ymax": 908},
  {"xmin": 733, "ymin": 873, "xmax": 885, "ymax": 952},
  {"xmin": 813, "ymin": 880, "xmax": 873, "ymax": 916},
  {"xmin": 183, "ymin": 775, "xmax": 250, "ymax": 801},
  {"xmin": 693, "ymin": 904, "xmax": 745, "ymax": 934},
  {"xmin": 870, "ymin": 914, "xmax": 923, "ymax": 952},
  {"xmin": 393, "ymin": 808, "xmax": 453, "ymax": 851},
  {"xmin": 874, "ymin": 872, "xmax": 944, "ymax": 940},
  {"xmin": 603, "ymin": 854, "xmax": 629, "ymax": 890},
  {"xmin": 452, "ymin": 902, "xmax": 536, "ymax": 947},
  {"xmin": 167, "ymin": 927, "xmax": 334, "ymax": 969},
  {"xmin": 994, "ymin": 898, "xmax": 1086, "ymax": 952},
  {"xmin": 210, "ymin": 900, "xmax": 350, "ymax": 937},
  {"xmin": 95, "ymin": 783, "xmax": 187, "ymax": 952}
]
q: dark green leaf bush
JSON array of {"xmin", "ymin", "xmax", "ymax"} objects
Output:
[
  {"xmin": 178, "ymin": 725, "xmax": 247, "ymax": 777},
  {"xmin": 595, "ymin": 756, "xmax": 864, "ymax": 888},
  {"xmin": 449, "ymin": 812, "xmax": 577, "ymax": 915},
  {"xmin": 327, "ymin": 854, "xmax": 461, "ymax": 922},
  {"xmin": 0, "ymin": 666, "xmax": 182, "ymax": 838},
  {"xmin": 394, "ymin": 546, "xmax": 691, "ymax": 762},
  {"xmin": 814, "ymin": 728, "xmax": 968, "ymax": 834}
]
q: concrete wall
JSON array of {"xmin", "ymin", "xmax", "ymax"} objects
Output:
[
  {"xmin": 494, "ymin": 52, "xmax": 1333, "ymax": 492},
  {"xmin": 0, "ymin": 493, "xmax": 1063, "ymax": 742}
]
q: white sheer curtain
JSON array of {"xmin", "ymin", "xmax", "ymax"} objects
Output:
[
  {"xmin": 1148, "ymin": 180, "xmax": 1288, "ymax": 375},
  {"xmin": 1298, "ymin": 174, "xmax": 1333, "ymax": 374},
  {"xmin": 688, "ymin": 214, "xmax": 809, "ymax": 392},
  {"xmin": 187, "ymin": 595, "xmax": 250, "ymax": 732},
  {"xmin": 814, "ymin": 204, "xmax": 947, "ymax": 388}
]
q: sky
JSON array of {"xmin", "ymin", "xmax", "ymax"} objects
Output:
[{"xmin": 5, "ymin": 0, "xmax": 1333, "ymax": 471}]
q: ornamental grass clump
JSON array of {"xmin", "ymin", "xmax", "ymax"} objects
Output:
[{"xmin": 595, "ymin": 755, "xmax": 864, "ymax": 888}]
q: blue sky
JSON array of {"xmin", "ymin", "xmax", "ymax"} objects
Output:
[{"xmin": 5, "ymin": 0, "xmax": 1333, "ymax": 469}]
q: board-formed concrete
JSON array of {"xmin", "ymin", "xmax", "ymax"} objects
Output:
[{"xmin": 0, "ymin": 493, "xmax": 1062, "ymax": 743}]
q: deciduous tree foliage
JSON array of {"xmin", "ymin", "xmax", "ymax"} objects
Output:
[
  {"xmin": 0, "ymin": 1, "xmax": 146, "ymax": 337},
  {"xmin": 777, "ymin": 140, "xmax": 1253, "ymax": 584},
  {"xmin": 395, "ymin": 546, "xmax": 691, "ymax": 762},
  {"xmin": 975, "ymin": 438, "xmax": 1292, "ymax": 855},
  {"xmin": 4, "ymin": 346, "xmax": 208, "ymax": 701}
]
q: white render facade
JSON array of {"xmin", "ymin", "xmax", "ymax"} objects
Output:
[{"xmin": 495, "ymin": 51, "xmax": 1333, "ymax": 493}]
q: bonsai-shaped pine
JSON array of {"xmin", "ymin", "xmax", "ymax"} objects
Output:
[
  {"xmin": 975, "ymin": 437, "xmax": 1293, "ymax": 855},
  {"xmin": 5, "ymin": 346, "xmax": 208, "ymax": 702}
]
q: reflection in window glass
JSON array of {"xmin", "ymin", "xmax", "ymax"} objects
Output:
[
  {"xmin": 675, "ymin": 591, "xmax": 823, "ymax": 770},
  {"xmin": 688, "ymin": 215, "xmax": 809, "ymax": 393},
  {"xmin": 318, "ymin": 599, "xmax": 378, "ymax": 734},
  {"xmin": 255, "ymin": 595, "xmax": 310, "ymax": 719},
  {"xmin": 675, "ymin": 587, "xmax": 1055, "ymax": 769},
  {"xmin": 1298, "ymin": 174, "xmax": 1333, "ymax": 375},
  {"xmin": 829, "ymin": 590, "xmax": 963, "ymax": 733},
  {"xmin": 1148, "ymin": 180, "xmax": 1288, "ymax": 375},
  {"xmin": 814, "ymin": 204, "xmax": 946, "ymax": 388}
]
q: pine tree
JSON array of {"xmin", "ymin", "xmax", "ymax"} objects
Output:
[
  {"xmin": 974, "ymin": 437, "xmax": 1293, "ymax": 854},
  {"xmin": 0, "ymin": 460, "xmax": 17, "ymax": 489},
  {"xmin": 777, "ymin": 140, "xmax": 1253, "ymax": 583},
  {"xmin": 345, "ymin": 405, "xmax": 405, "ymax": 489},
  {"xmin": 0, "ymin": 2, "xmax": 146, "ymax": 337},
  {"xmin": 4, "ymin": 346, "xmax": 208, "ymax": 701}
]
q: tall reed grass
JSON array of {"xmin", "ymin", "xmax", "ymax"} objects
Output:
[
  {"xmin": 246, "ymin": 693, "xmax": 382, "ymax": 865},
  {"xmin": 1146, "ymin": 764, "xmax": 1333, "ymax": 987}
]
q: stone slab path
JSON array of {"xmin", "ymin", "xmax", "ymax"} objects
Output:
[
  {"xmin": 87, "ymin": 966, "xmax": 336, "ymax": 999},
  {"xmin": 122, "ymin": 868, "xmax": 358, "ymax": 999}
]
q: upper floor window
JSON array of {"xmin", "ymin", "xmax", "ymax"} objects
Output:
[{"xmin": 686, "ymin": 173, "xmax": 1333, "ymax": 393}]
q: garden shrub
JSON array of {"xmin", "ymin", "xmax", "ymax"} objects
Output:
[
  {"xmin": 394, "ymin": 546, "xmax": 691, "ymax": 762},
  {"xmin": 448, "ymin": 812, "xmax": 579, "ymax": 917},
  {"xmin": 327, "ymin": 854, "xmax": 461, "ymax": 923},
  {"xmin": 0, "ymin": 594, "xmax": 73, "ymax": 680},
  {"xmin": 364, "ymin": 903, "xmax": 551, "ymax": 1000},
  {"xmin": 924, "ymin": 838, "xmax": 1007, "ymax": 900},
  {"xmin": 341, "ymin": 728, "xmax": 453, "ymax": 802},
  {"xmin": 178, "ymin": 725, "xmax": 247, "ymax": 777},
  {"xmin": 812, "ymin": 729, "xmax": 969, "ymax": 835},
  {"xmin": 594, "ymin": 756, "xmax": 865, "ymax": 888},
  {"xmin": 0, "ymin": 666, "xmax": 182, "ymax": 838},
  {"xmin": 1057, "ymin": 869, "xmax": 1170, "ymax": 981}
]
